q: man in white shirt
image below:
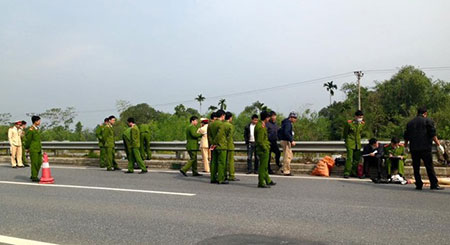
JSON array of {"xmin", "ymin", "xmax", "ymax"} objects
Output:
[
  {"xmin": 244, "ymin": 114, "xmax": 259, "ymax": 174},
  {"xmin": 8, "ymin": 121, "xmax": 24, "ymax": 168}
]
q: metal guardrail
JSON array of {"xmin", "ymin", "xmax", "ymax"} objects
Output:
[{"xmin": 0, "ymin": 140, "xmax": 437, "ymax": 154}]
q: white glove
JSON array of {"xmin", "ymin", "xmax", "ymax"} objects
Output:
[{"xmin": 438, "ymin": 145, "xmax": 445, "ymax": 154}]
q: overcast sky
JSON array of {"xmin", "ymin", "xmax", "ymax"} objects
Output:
[{"xmin": 1, "ymin": 0, "xmax": 450, "ymax": 128}]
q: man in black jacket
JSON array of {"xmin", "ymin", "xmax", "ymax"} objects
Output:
[
  {"xmin": 266, "ymin": 111, "xmax": 281, "ymax": 174},
  {"xmin": 244, "ymin": 114, "xmax": 259, "ymax": 174},
  {"xmin": 278, "ymin": 112, "xmax": 297, "ymax": 176},
  {"xmin": 362, "ymin": 138, "xmax": 384, "ymax": 181},
  {"xmin": 404, "ymin": 107, "xmax": 444, "ymax": 190}
]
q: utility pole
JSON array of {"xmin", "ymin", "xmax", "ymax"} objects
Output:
[{"xmin": 354, "ymin": 71, "xmax": 364, "ymax": 110}]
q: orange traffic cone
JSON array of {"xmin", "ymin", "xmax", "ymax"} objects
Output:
[{"xmin": 40, "ymin": 153, "xmax": 55, "ymax": 184}]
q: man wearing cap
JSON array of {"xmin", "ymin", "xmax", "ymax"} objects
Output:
[
  {"xmin": 343, "ymin": 110, "xmax": 365, "ymax": 178},
  {"xmin": 124, "ymin": 118, "xmax": 148, "ymax": 174},
  {"xmin": 198, "ymin": 117, "xmax": 210, "ymax": 173},
  {"xmin": 278, "ymin": 112, "xmax": 298, "ymax": 176},
  {"xmin": 8, "ymin": 121, "xmax": 24, "ymax": 168},
  {"xmin": 20, "ymin": 121, "xmax": 30, "ymax": 167},
  {"xmin": 25, "ymin": 116, "xmax": 42, "ymax": 182},
  {"xmin": 180, "ymin": 116, "xmax": 203, "ymax": 177},
  {"xmin": 404, "ymin": 107, "xmax": 444, "ymax": 190},
  {"xmin": 95, "ymin": 118, "xmax": 108, "ymax": 168}
]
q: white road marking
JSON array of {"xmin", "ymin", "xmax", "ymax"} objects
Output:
[
  {"xmin": 0, "ymin": 235, "xmax": 59, "ymax": 245},
  {"xmin": 0, "ymin": 181, "xmax": 196, "ymax": 197}
]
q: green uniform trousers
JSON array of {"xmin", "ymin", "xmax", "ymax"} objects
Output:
[
  {"xmin": 22, "ymin": 146, "xmax": 27, "ymax": 164},
  {"xmin": 386, "ymin": 159, "xmax": 405, "ymax": 176},
  {"xmin": 226, "ymin": 150, "xmax": 235, "ymax": 180},
  {"xmin": 127, "ymin": 147, "xmax": 147, "ymax": 172},
  {"xmin": 257, "ymin": 150, "xmax": 272, "ymax": 186},
  {"xmin": 181, "ymin": 151, "xmax": 199, "ymax": 174},
  {"xmin": 105, "ymin": 147, "xmax": 118, "ymax": 170},
  {"xmin": 140, "ymin": 133, "xmax": 152, "ymax": 160},
  {"xmin": 211, "ymin": 150, "xmax": 227, "ymax": 183},
  {"xmin": 30, "ymin": 151, "xmax": 42, "ymax": 180},
  {"xmin": 99, "ymin": 147, "xmax": 106, "ymax": 168},
  {"xmin": 344, "ymin": 147, "xmax": 361, "ymax": 176}
]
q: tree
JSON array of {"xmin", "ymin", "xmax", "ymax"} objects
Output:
[
  {"xmin": 116, "ymin": 100, "xmax": 132, "ymax": 114},
  {"xmin": 208, "ymin": 105, "xmax": 218, "ymax": 112},
  {"xmin": 27, "ymin": 107, "xmax": 77, "ymax": 130},
  {"xmin": 218, "ymin": 99, "xmax": 227, "ymax": 110},
  {"xmin": 0, "ymin": 113, "xmax": 12, "ymax": 125},
  {"xmin": 195, "ymin": 94, "xmax": 206, "ymax": 114},
  {"xmin": 323, "ymin": 81, "xmax": 338, "ymax": 105},
  {"xmin": 119, "ymin": 103, "xmax": 161, "ymax": 124}
]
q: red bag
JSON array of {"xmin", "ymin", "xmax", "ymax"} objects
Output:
[{"xmin": 357, "ymin": 164, "xmax": 364, "ymax": 177}]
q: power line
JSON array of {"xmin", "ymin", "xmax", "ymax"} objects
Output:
[{"xmin": 74, "ymin": 66, "xmax": 450, "ymax": 114}]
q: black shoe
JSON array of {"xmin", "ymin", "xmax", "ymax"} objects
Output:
[
  {"xmin": 124, "ymin": 171, "xmax": 134, "ymax": 174},
  {"xmin": 31, "ymin": 178, "xmax": 40, "ymax": 182},
  {"xmin": 114, "ymin": 167, "xmax": 122, "ymax": 171},
  {"xmin": 284, "ymin": 173, "xmax": 294, "ymax": 176},
  {"xmin": 139, "ymin": 170, "xmax": 148, "ymax": 174},
  {"xmin": 253, "ymin": 171, "xmax": 258, "ymax": 174},
  {"xmin": 179, "ymin": 170, "xmax": 187, "ymax": 177},
  {"xmin": 210, "ymin": 180, "xmax": 219, "ymax": 184},
  {"xmin": 23, "ymin": 164, "xmax": 30, "ymax": 167},
  {"xmin": 268, "ymin": 181, "xmax": 276, "ymax": 186},
  {"xmin": 12, "ymin": 166, "xmax": 17, "ymax": 168},
  {"xmin": 229, "ymin": 178, "xmax": 240, "ymax": 181},
  {"xmin": 343, "ymin": 175, "xmax": 350, "ymax": 179},
  {"xmin": 106, "ymin": 168, "xmax": 114, "ymax": 171},
  {"xmin": 18, "ymin": 166, "xmax": 24, "ymax": 168},
  {"xmin": 192, "ymin": 173, "xmax": 203, "ymax": 177},
  {"xmin": 431, "ymin": 186, "xmax": 445, "ymax": 190},
  {"xmin": 268, "ymin": 170, "xmax": 275, "ymax": 175},
  {"xmin": 246, "ymin": 171, "xmax": 252, "ymax": 174},
  {"xmin": 359, "ymin": 175, "xmax": 366, "ymax": 179},
  {"xmin": 258, "ymin": 185, "xmax": 270, "ymax": 188},
  {"xmin": 218, "ymin": 181, "xmax": 229, "ymax": 185},
  {"xmin": 415, "ymin": 186, "xmax": 423, "ymax": 190}
]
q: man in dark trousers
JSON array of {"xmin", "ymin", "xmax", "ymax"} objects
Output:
[
  {"xmin": 244, "ymin": 114, "xmax": 259, "ymax": 174},
  {"xmin": 266, "ymin": 111, "xmax": 281, "ymax": 174},
  {"xmin": 362, "ymin": 138, "xmax": 384, "ymax": 181},
  {"xmin": 404, "ymin": 107, "xmax": 444, "ymax": 190}
]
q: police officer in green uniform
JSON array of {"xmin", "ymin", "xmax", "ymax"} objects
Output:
[
  {"xmin": 343, "ymin": 110, "xmax": 365, "ymax": 178},
  {"xmin": 122, "ymin": 125, "xmax": 133, "ymax": 167},
  {"xmin": 102, "ymin": 115, "xmax": 120, "ymax": 171},
  {"xmin": 95, "ymin": 118, "xmax": 108, "ymax": 168},
  {"xmin": 208, "ymin": 110, "xmax": 228, "ymax": 184},
  {"xmin": 25, "ymin": 116, "xmax": 42, "ymax": 182},
  {"xmin": 139, "ymin": 123, "xmax": 152, "ymax": 160},
  {"xmin": 124, "ymin": 118, "xmax": 148, "ymax": 174},
  {"xmin": 20, "ymin": 120, "xmax": 30, "ymax": 167},
  {"xmin": 255, "ymin": 111, "xmax": 276, "ymax": 188},
  {"xmin": 180, "ymin": 116, "xmax": 203, "ymax": 177},
  {"xmin": 224, "ymin": 112, "xmax": 238, "ymax": 181},
  {"xmin": 384, "ymin": 137, "xmax": 407, "ymax": 177}
]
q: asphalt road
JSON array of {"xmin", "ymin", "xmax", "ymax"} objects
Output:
[{"xmin": 1, "ymin": 164, "xmax": 450, "ymax": 245}]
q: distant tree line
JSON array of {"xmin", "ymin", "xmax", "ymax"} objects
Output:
[{"xmin": 0, "ymin": 66, "xmax": 449, "ymax": 142}]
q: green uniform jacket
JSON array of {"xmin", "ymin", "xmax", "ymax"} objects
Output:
[
  {"xmin": 95, "ymin": 125, "xmax": 104, "ymax": 147},
  {"xmin": 139, "ymin": 124, "xmax": 150, "ymax": 134},
  {"xmin": 102, "ymin": 125, "xmax": 115, "ymax": 148},
  {"xmin": 343, "ymin": 120, "xmax": 365, "ymax": 149},
  {"xmin": 384, "ymin": 144, "xmax": 407, "ymax": 162},
  {"xmin": 186, "ymin": 124, "xmax": 202, "ymax": 151},
  {"xmin": 25, "ymin": 126, "xmax": 41, "ymax": 153},
  {"xmin": 20, "ymin": 128, "xmax": 27, "ymax": 146},
  {"xmin": 224, "ymin": 121, "xmax": 235, "ymax": 150},
  {"xmin": 130, "ymin": 125, "xmax": 141, "ymax": 148},
  {"xmin": 209, "ymin": 120, "xmax": 227, "ymax": 150},
  {"xmin": 255, "ymin": 122, "xmax": 270, "ymax": 152},
  {"xmin": 122, "ymin": 127, "xmax": 132, "ymax": 152}
]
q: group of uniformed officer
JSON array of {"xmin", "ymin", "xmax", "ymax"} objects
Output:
[
  {"xmin": 179, "ymin": 109, "xmax": 276, "ymax": 188},
  {"xmin": 344, "ymin": 108, "xmax": 445, "ymax": 190},
  {"xmin": 95, "ymin": 115, "xmax": 151, "ymax": 173}
]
